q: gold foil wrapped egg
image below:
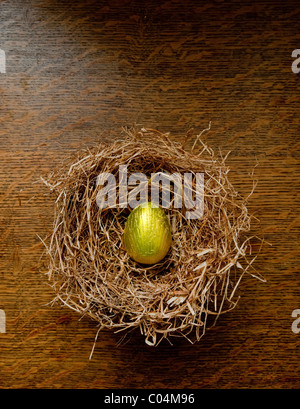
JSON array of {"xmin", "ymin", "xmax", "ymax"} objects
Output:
[{"xmin": 124, "ymin": 202, "xmax": 172, "ymax": 265}]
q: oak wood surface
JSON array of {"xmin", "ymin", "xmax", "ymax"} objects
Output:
[{"xmin": 0, "ymin": 0, "xmax": 299, "ymax": 389}]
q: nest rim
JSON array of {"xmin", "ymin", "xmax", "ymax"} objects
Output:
[{"xmin": 41, "ymin": 126, "xmax": 265, "ymax": 348}]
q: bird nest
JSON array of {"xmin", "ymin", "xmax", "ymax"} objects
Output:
[{"xmin": 41, "ymin": 127, "xmax": 264, "ymax": 349}]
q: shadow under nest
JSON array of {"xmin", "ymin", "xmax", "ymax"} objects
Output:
[{"xmin": 41, "ymin": 127, "xmax": 264, "ymax": 348}]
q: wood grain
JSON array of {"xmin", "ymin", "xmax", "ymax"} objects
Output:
[{"xmin": 0, "ymin": 0, "xmax": 299, "ymax": 388}]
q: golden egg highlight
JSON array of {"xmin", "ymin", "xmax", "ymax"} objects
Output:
[{"xmin": 124, "ymin": 202, "xmax": 172, "ymax": 265}]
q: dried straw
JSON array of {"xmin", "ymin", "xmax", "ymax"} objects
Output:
[{"xmin": 41, "ymin": 127, "xmax": 265, "ymax": 350}]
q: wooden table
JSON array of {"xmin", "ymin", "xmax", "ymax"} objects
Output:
[{"xmin": 0, "ymin": 0, "xmax": 299, "ymax": 389}]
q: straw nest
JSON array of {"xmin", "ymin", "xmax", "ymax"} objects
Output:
[{"xmin": 41, "ymin": 126, "xmax": 264, "ymax": 348}]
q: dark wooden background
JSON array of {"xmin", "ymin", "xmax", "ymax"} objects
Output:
[{"xmin": 0, "ymin": 0, "xmax": 299, "ymax": 389}]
